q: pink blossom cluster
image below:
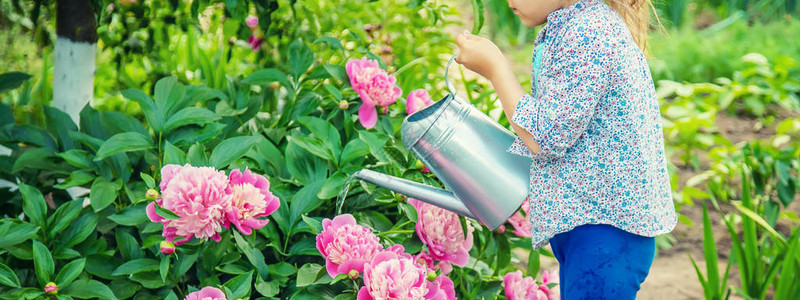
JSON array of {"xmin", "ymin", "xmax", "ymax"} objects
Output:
[
  {"xmin": 315, "ymin": 214, "xmax": 457, "ymax": 300},
  {"xmin": 185, "ymin": 286, "xmax": 226, "ymax": 300},
  {"xmin": 503, "ymin": 270, "xmax": 559, "ymax": 300},
  {"xmin": 409, "ymin": 198, "xmax": 474, "ymax": 274},
  {"xmin": 346, "ymin": 57, "xmax": 403, "ymax": 129},
  {"xmin": 507, "ymin": 199, "xmax": 532, "ymax": 238},
  {"xmin": 147, "ymin": 164, "xmax": 280, "ymax": 246},
  {"xmin": 245, "ymin": 15, "xmax": 263, "ymax": 51}
]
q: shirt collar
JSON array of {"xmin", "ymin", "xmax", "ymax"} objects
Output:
[{"xmin": 546, "ymin": 0, "xmax": 603, "ymax": 30}]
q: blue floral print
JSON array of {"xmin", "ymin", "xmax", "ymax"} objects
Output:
[{"xmin": 507, "ymin": 0, "xmax": 677, "ymax": 249}]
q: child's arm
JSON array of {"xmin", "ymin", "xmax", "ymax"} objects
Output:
[{"xmin": 455, "ymin": 31, "xmax": 542, "ymax": 155}]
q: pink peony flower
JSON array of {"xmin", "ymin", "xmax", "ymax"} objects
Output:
[
  {"xmin": 508, "ymin": 200, "xmax": 532, "ymax": 238},
  {"xmin": 316, "ymin": 214, "xmax": 383, "ymax": 277},
  {"xmin": 429, "ymin": 275, "xmax": 457, "ymax": 300},
  {"xmin": 346, "ymin": 57, "xmax": 402, "ymax": 129},
  {"xmin": 248, "ymin": 33, "xmax": 264, "ymax": 51},
  {"xmin": 409, "ymin": 199, "xmax": 474, "ymax": 266},
  {"xmin": 385, "ymin": 244, "xmax": 413, "ymax": 259},
  {"xmin": 413, "ymin": 251, "xmax": 453, "ymax": 275},
  {"xmin": 504, "ymin": 271, "xmax": 547, "ymax": 300},
  {"xmin": 539, "ymin": 270, "xmax": 560, "ymax": 300},
  {"xmin": 406, "ymin": 89, "xmax": 435, "ymax": 115},
  {"xmin": 147, "ymin": 164, "xmax": 229, "ymax": 245},
  {"xmin": 245, "ymin": 16, "xmax": 259, "ymax": 29},
  {"xmin": 357, "ymin": 251, "xmax": 434, "ymax": 300},
  {"xmin": 225, "ymin": 169, "xmax": 280, "ymax": 235},
  {"xmin": 185, "ymin": 286, "xmax": 226, "ymax": 300}
]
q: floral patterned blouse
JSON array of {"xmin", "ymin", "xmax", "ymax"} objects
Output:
[{"xmin": 507, "ymin": 0, "xmax": 677, "ymax": 249}]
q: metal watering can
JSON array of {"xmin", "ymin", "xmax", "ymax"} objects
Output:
[{"xmin": 353, "ymin": 54, "xmax": 532, "ymax": 230}]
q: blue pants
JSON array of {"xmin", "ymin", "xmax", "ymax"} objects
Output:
[{"xmin": 550, "ymin": 224, "xmax": 655, "ymax": 300}]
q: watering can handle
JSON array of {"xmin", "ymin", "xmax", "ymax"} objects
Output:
[{"xmin": 444, "ymin": 53, "xmax": 458, "ymax": 96}]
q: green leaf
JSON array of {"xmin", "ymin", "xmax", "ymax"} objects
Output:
[
  {"xmin": 20, "ymin": 183, "xmax": 47, "ymax": 228},
  {"xmin": 121, "ymin": 89, "xmax": 159, "ymax": 132},
  {"xmin": 301, "ymin": 215, "xmax": 322, "ymax": 234},
  {"xmin": 358, "ymin": 130, "xmax": 389, "ymax": 162},
  {"xmin": 495, "ymin": 233, "xmax": 511, "ymax": 271},
  {"xmin": 112, "ymin": 258, "xmax": 160, "ymax": 276},
  {"xmin": 84, "ymin": 254, "xmax": 119, "ymax": 280},
  {"xmin": 470, "ymin": 0, "xmax": 485, "ymax": 34},
  {"xmin": 0, "ymin": 221, "xmax": 40, "ymax": 248},
  {"xmin": 57, "ymin": 150, "xmax": 94, "ymax": 169},
  {"xmin": 0, "ymin": 262, "xmax": 21, "ymax": 288},
  {"xmin": 290, "ymin": 180, "xmax": 325, "ymax": 226},
  {"xmin": 209, "ymin": 136, "xmax": 261, "ymax": 169},
  {"xmin": 154, "ymin": 77, "xmax": 187, "ymax": 120},
  {"xmin": 292, "ymin": 136, "xmax": 334, "ymax": 162},
  {"xmin": 255, "ymin": 276, "xmax": 279, "ymax": 297},
  {"xmin": 233, "ymin": 231, "xmax": 269, "ymax": 280},
  {"xmin": 223, "ymin": 270, "xmax": 253, "ymax": 299},
  {"xmin": 141, "ymin": 173, "xmax": 155, "ymax": 189},
  {"xmin": 289, "ymin": 39, "xmax": 314, "ymax": 78},
  {"xmin": 129, "ymin": 271, "xmax": 166, "ymax": 289},
  {"xmin": 313, "ymin": 36, "xmax": 343, "ymax": 52},
  {"xmin": 89, "ymin": 177, "xmax": 121, "ymax": 212},
  {"xmin": 733, "ymin": 202, "xmax": 787, "ymax": 246},
  {"xmin": 12, "ymin": 147, "xmax": 58, "ymax": 173},
  {"xmin": 55, "ymin": 258, "xmax": 85, "ymax": 288},
  {"xmin": 527, "ymin": 249, "xmax": 540, "ymax": 277},
  {"xmin": 163, "ymin": 107, "xmax": 220, "ymax": 132},
  {"xmin": 340, "ymin": 138, "xmax": 370, "ymax": 164},
  {"xmin": 153, "ymin": 202, "xmax": 180, "ymax": 220},
  {"xmin": 116, "ymin": 231, "xmax": 144, "ymax": 261},
  {"xmin": 61, "ymin": 279, "xmax": 118, "ymax": 300},
  {"xmin": 94, "ymin": 132, "xmax": 152, "ymax": 161},
  {"xmin": 296, "ymin": 263, "xmax": 323, "ymax": 287},
  {"xmin": 0, "ymin": 71, "xmax": 31, "ymax": 93},
  {"xmin": 46, "ymin": 200, "xmax": 83, "ymax": 238},
  {"xmin": 44, "ymin": 106, "xmax": 78, "ymax": 150},
  {"xmin": 317, "ymin": 171, "xmax": 351, "ymax": 200},
  {"xmin": 54, "ymin": 170, "xmax": 95, "ymax": 190},
  {"xmin": 159, "ymin": 256, "xmax": 169, "ymax": 282},
  {"xmin": 58, "ymin": 213, "xmax": 99, "ymax": 249},
  {"xmin": 163, "ymin": 141, "xmax": 187, "ymax": 165},
  {"xmin": 32, "ymin": 240, "xmax": 54, "ymax": 286},
  {"xmin": 175, "ymin": 252, "xmax": 198, "ymax": 276},
  {"xmin": 243, "ymin": 68, "xmax": 290, "ymax": 89},
  {"xmin": 285, "ymin": 140, "xmax": 327, "ymax": 185},
  {"xmin": 108, "ymin": 204, "xmax": 148, "ymax": 226}
]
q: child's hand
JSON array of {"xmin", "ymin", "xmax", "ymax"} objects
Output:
[{"xmin": 454, "ymin": 30, "xmax": 508, "ymax": 81}]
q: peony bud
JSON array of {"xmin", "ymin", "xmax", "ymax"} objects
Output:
[
  {"xmin": 426, "ymin": 270, "xmax": 438, "ymax": 281},
  {"xmin": 348, "ymin": 269, "xmax": 360, "ymax": 279},
  {"xmin": 44, "ymin": 282, "xmax": 58, "ymax": 295},
  {"xmin": 496, "ymin": 224, "xmax": 506, "ymax": 234},
  {"xmin": 338, "ymin": 100, "xmax": 349, "ymax": 110},
  {"xmin": 145, "ymin": 189, "xmax": 159, "ymax": 201},
  {"xmin": 160, "ymin": 240, "xmax": 175, "ymax": 255},
  {"xmin": 245, "ymin": 16, "xmax": 259, "ymax": 29}
]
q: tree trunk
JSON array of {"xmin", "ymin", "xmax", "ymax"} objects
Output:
[{"xmin": 52, "ymin": 0, "xmax": 97, "ymax": 126}]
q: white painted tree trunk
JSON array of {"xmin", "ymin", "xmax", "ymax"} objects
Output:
[{"xmin": 52, "ymin": 37, "xmax": 96, "ymax": 126}]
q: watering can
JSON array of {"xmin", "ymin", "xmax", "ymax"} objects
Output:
[{"xmin": 353, "ymin": 54, "xmax": 532, "ymax": 230}]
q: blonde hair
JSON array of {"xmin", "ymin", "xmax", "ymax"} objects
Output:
[{"xmin": 605, "ymin": 0, "xmax": 660, "ymax": 53}]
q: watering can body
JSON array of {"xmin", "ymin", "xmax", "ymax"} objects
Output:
[{"xmin": 355, "ymin": 88, "xmax": 533, "ymax": 230}]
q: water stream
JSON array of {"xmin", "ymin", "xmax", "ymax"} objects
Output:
[{"xmin": 335, "ymin": 173, "xmax": 359, "ymax": 215}]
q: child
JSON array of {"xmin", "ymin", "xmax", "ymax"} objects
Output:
[{"xmin": 454, "ymin": 0, "xmax": 677, "ymax": 298}]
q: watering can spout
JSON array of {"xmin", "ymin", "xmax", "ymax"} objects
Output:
[{"xmin": 354, "ymin": 169, "xmax": 476, "ymax": 220}]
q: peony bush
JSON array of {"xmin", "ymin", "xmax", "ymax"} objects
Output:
[{"xmin": 0, "ymin": 2, "xmax": 557, "ymax": 298}]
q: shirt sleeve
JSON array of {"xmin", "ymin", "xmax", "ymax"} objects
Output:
[{"xmin": 509, "ymin": 25, "xmax": 614, "ymax": 162}]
